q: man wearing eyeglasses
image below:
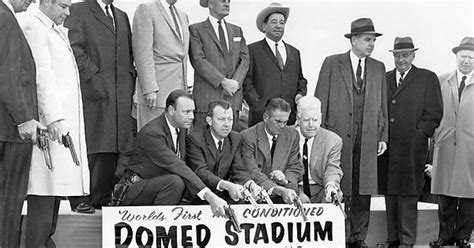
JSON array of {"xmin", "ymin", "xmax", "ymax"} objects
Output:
[{"xmin": 378, "ymin": 36, "xmax": 443, "ymax": 248}]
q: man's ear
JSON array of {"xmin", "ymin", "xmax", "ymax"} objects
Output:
[{"xmin": 205, "ymin": 116, "xmax": 212, "ymax": 126}]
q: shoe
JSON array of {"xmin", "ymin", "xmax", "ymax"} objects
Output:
[
  {"xmin": 455, "ymin": 239, "xmax": 471, "ymax": 248},
  {"xmin": 429, "ymin": 238, "xmax": 455, "ymax": 247},
  {"xmin": 72, "ymin": 202, "xmax": 95, "ymax": 214}
]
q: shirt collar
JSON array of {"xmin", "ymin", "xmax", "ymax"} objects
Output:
[
  {"xmin": 265, "ymin": 37, "xmax": 283, "ymax": 47},
  {"xmin": 209, "ymin": 15, "xmax": 225, "ymax": 25},
  {"xmin": 457, "ymin": 70, "xmax": 473, "ymax": 84},
  {"xmin": 34, "ymin": 9, "xmax": 55, "ymax": 29},
  {"xmin": 397, "ymin": 66, "xmax": 412, "ymax": 79},
  {"xmin": 350, "ymin": 50, "xmax": 366, "ymax": 65},
  {"xmin": 209, "ymin": 129, "xmax": 224, "ymax": 148},
  {"xmin": 97, "ymin": 0, "xmax": 112, "ymax": 16},
  {"xmin": 264, "ymin": 127, "xmax": 277, "ymax": 143},
  {"xmin": 164, "ymin": 115, "xmax": 179, "ymax": 137},
  {"xmin": 4, "ymin": 0, "xmax": 15, "ymax": 15}
]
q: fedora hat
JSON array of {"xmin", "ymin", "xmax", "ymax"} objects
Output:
[
  {"xmin": 344, "ymin": 18, "xmax": 382, "ymax": 38},
  {"xmin": 256, "ymin": 2, "xmax": 290, "ymax": 33},
  {"xmin": 452, "ymin": 37, "xmax": 474, "ymax": 54},
  {"xmin": 200, "ymin": 0, "xmax": 208, "ymax": 8},
  {"xmin": 389, "ymin": 36, "xmax": 419, "ymax": 52}
]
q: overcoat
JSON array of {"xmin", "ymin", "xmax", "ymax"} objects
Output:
[
  {"xmin": 378, "ymin": 66, "xmax": 443, "ymax": 195},
  {"xmin": 19, "ymin": 10, "xmax": 90, "ymax": 195},
  {"xmin": 64, "ymin": 0, "xmax": 136, "ymax": 154},
  {"xmin": 314, "ymin": 51, "xmax": 388, "ymax": 195},
  {"xmin": 432, "ymin": 72, "xmax": 474, "ymax": 198}
]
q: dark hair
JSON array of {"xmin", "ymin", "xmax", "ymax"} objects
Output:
[
  {"xmin": 264, "ymin": 98, "xmax": 291, "ymax": 115},
  {"xmin": 263, "ymin": 11, "xmax": 286, "ymax": 24},
  {"xmin": 207, "ymin": 100, "xmax": 232, "ymax": 117},
  {"xmin": 165, "ymin": 89, "xmax": 193, "ymax": 111}
]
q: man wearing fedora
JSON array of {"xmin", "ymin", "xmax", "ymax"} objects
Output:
[
  {"xmin": 243, "ymin": 2, "xmax": 307, "ymax": 127},
  {"xmin": 189, "ymin": 0, "xmax": 249, "ymax": 131},
  {"xmin": 429, "ymin": 37, "xmax": 474, "ymax": 248},
  {"xmin": 314, "ymin": 18, "xmax": 388, "ymax": 248},
  {"xmin": 378, "ymin": 37, "xmax": 443, "ymax": 248}
]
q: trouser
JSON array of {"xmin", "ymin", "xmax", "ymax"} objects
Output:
[
  {"xmin": 26, "ymin": 195, "xmax": 61, "ymax": 248},
  {"xmin": 70, "ymin": 153, "xmax": 118, "ymax": 208},
  {"xmin": 438, "ymin": 194, "xmax": 474, "ymax": 241},
  {"xmin": 385, "ymin": 195, "xmax": 419, "ymax": 245},
  {"xmin": 0, "ymin": 142, "xmax": 32, "ymax": 248}
]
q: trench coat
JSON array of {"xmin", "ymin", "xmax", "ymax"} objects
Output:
[
  {"xmin": 19, "ymin": 11, "xmax": 90, "ymax": 196},
  {"xmin": 314, "ymin": 51, "xmax": 388, "ymax": 195},
  {"xmin": 432, "ymin": 71, "xmax": 474, "ymax": 198}
]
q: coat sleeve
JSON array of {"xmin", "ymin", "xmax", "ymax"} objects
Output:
[
  {"xmin": 19, "ymin": 16, "xmax": 64, "ymax": 126},
  {"xmin": 229, "ymin": 26, "xmax": 249, "ymax": 86},
  {"xmin": 295, "ymin": 49, "xmax": 307, "ymax": 96},
  {"xmin": 229, "ymin": 136, "xmax": 252, "ymax": 184},
  {"xmin": 416, "ymin": 71, "xmax": 443, "ymax": 137},
  {"xmin": 323, "ymin": 135, "xmax": 343, "ymax": 189},
  {"xmin": 314, "ymin": 57, "xmax": 332, "ymax": 128},
  {"xmin": 242, "ymin": 46, "xmax": 260, "ymax": 108},
  {"xmin": 185, "ymin": 134, "xmax": 221, "ymax": 190},
  {"xmin": 283, "ymin": 130, "xmax": 304, "ymax": 189},
  {"xmin": 378, "ymin": 63, "xmax": 388, "ymax": 143},
  {"xmin": 124, "ymin": 12, "xmax": 137, "ymax": 80}
]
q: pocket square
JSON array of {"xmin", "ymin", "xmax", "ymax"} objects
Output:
[{"xmin": 233, "ymin": 37, "xmax": 242, "ymax": 42}]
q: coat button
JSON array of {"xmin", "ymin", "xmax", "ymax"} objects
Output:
[
  {"xmin": 390, "ymin": 117, "xmax": 395, "ymax": 123},
  {"xmin": 392, "ymin": 99, "xmax": 396, "ymax": 104},
  {"xmin": 347, "ymin": 133, "xmax": 351, "ymax": 138},
  {"xmin": 348, "ymin": 112, "xmax": 352, "ymax": 117}
]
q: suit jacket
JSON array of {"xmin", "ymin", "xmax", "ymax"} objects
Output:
[
  {"xmin": 0, "ymin": 1, "xmax": 38, "ymax": 142},
  {"xmin": 241, "ymin": 122, "xmax": 303, "ymax": 191},
  {"xmin": 432, "ymin": 72, "xmax": 474, "ymax": 198},
  {"xmin": 186, "ymin": 126, "xmax": 250, "ymax": 193},
  {"xmin": 315, "ymin": 51, "xmax": 388, "ymax": 195},
  {"xmin": 133, "ymin": 0, "xmax": 189, "ymax": 112},
  {"xmin": 244, "ymin": 39, "xmax": 307, "ymax": 126},
  {"xmin": 64, "ymin": 0, "xmax": 136, "ymax": 154},
  {"xmin": 297, "ymin": 127, "xmax": 343, "ymax": 189},
  {"xmin": 378, "ymin": 66, "xmax": 442, "ymax": 196},
  {"xmin": 19, "ymin": 10, "xmax": 90, "ymax": 196},
  {"xmin": 127, "ymin": 114, "xmax": 206, "ymax": 196},
  {"xmin": 189, "ymin": 18, "xmax": 249, "ymax": 112}
]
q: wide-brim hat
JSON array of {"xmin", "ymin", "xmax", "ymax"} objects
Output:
[
  {"xmin": 452, "ymin": 37, "xmax": 474, "ymax": 54},
  {"xmin": 389, "ymin": 36, "xmax": 419, "ymax": 52},
  {"xmin": 256, "ymin": 2, "xmax": 290, "ymax": 33},
  {"xmin": 200, "ymin": 0, "xmax": 209, "ymax": 8},
  {"xmin": 344, "ymin": 17, "xmax": 382, "ymax": 38}
]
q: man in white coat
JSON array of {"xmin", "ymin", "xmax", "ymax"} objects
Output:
[
  {"xmin": 430, "ymin": 37, "xmax": 474, "ymax": 248},
  {"xmin": 18, "ymin": 0, "xmax": 90, "ymax": 246},
  {"xmin": 132, "ymin": 0, "xmax": 189, "ymax": 130}
]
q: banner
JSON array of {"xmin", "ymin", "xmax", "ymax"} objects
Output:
[{"xmin": 103, "ymin": 203, "xmax": 345, "ymax": 247}]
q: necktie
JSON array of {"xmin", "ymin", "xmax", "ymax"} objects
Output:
[
  {"xmin": 302, "ymin": 138, "xmax": 311, "ymax": 197},
  {"xmin": 175, "ymin": 128, "xmax": 181, "ymax": 158},
  {"xmin": 270, "ymin": 135, "xmax": 277, "ymax": 159},
  {"xmin": 217, "ymin": 20, "xmax": 228, "ymax": 54},
  {"xmin": 217, "ymin": 140, "xmax": 223, "ymax": 152},
  {"xmin": 398, "ymin": 72, "xmax": 405, "ymax": 88},
  {"xmin": 459, "ymin": 75, "xmax": 467, "ymax": 99},
  {"xmin": 105, "ymin": 5, "xmax": 114, "ymax": 28},
  {"xmin": 356, "ymin": 59, "xmax": 363, "ymax": 90},
  {"xmin": 275, "ymin": 43, "xmax": 284, "ymax": 70},
  {"xmin": 169, "ymin": 4, "xmax": 182, "ymax": 40}
]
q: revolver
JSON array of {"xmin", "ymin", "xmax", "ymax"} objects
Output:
[
  {"xmin": 242, "ymin": 188, "xmax": 259, "ymax": 209},
  {"xmin": 37, "ymin": 128, "xmax": 53, "ymax": 170},
  {"xmin": 293, "ymin": 196, "xmax": 308, "ymax": 222},
  {"xmin": 259, "ymin": 189, "xmax": 276, "ymax": 210},
  {"xmin": 62, "ymin": 132, "xmax": 80, "ymax": 166},
  {"xmin": 331, "ymin": 192, "xmax": 347, "ymax": 219},
  {"xmin": 224, "ymin": 205, "xmax": 241, "ymax": 232}
]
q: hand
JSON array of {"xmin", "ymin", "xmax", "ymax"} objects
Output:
[
  {"xmin": 221, "ymin": 78, "xmax": 239, "ymax": 96},
  {"xmin": 204, "ymin": 191, "xmax": 227, "ymax": 217},
  {"xmin": 17, "ymin": 119, "xmax": 46, "ymax": 143},
  {"xmin": 324, "ymin": 183, "xmax": 342, "ymax": 203},
  {"xmin": 299, "ymin": 192, "xmax": 311, "ymax": 203},
  {"xmin": 377, "ymin": 141, "xmax": 387, "ymax": 156},
  {"xmin": 47, "ymin": 120, "xmax": 65, "ymax": 143},
  {"xmin": 248, "ymin": 181, "xmax": 263, "ymax": 199},
  {"xmin": 295, "ymin": 94, "xmax": 304, "ymax": 104},
  {"xmin": 274, "ymin": 186, "xmax": 297, "ymax": 204},
  {"xmin": 270, "ymin": 170, "xmax": 288, "ymax": 185},
  {"xmin": 144, "ymin": 91, "xmax": 158, "ymax": 110},
  {"xmin": 221, "ymin": 181, "xmax": 244, "ymax": 201},
  {"xmin": 424, "ymin": 164, "xmax": 433, "ymax": 178}
]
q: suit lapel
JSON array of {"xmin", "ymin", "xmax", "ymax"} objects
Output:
[
  {"xmin": 176, "ymin": 8, "xmax": 188, "ymax": 45},
  {"xmin": 158, "ymin": 115, "xmax": 176, "ymax": 151},
  {"xmin": 387, "ymin": 69, "xmax": 397, "ymax": 95},
  {"xmin": 282, "ymin": 41, "xmax": 292, "ymax": 70},
  {"xmin": 394, "ymin": 66, "xmax": 417, "ymax": 96},
  {"xmin": 203, "ymin": 18, "xmax": 226, "ymax": 56},
  {"xmin": 89, "ymin": 0, "xmax": 115, "ymax": 35},
  {"xmin": 261, "ymin": 39, "xmax": 282, "ymax": 71},
  {"xmin": 226, "ymin": 22, "xmax": 234, "ymax": 56},
  {"xmin": 447, "ymin": 72, "xmax": 459, "ymax": 111},
  {"xmin": 156, "ymin": 1, "xmax": 181, "ymax": 42},
  {"xmin": 338, "ymin": 51, "xmax": 354, "ymax": 103},
  {"xmin": 256, "ymin": 123, "xmax": 271, "ymax": 165},
  {"xmin": 272, "ymin": 129, "xmax": 289, "ymax": 169},
  {"xmin": 204, "ymin": 128, "xmax": 218, "ymax": 160},
  {"xmin": 216, "ymin": 136, "xmax": 230, "ymax": 177}
]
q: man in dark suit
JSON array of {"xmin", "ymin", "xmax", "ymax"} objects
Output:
[
  {"xmin": 378, "ymin": 37, "xmax": 443, "ymax": 248},
  {"xmin": 243, "ymin": 2, "xmax": 307, "ymax": 127},
  {"xmin": 314, "ymin": 18, "xmax": 388, "ymax": 248},
  {"xmin": 64, "ymin": 0, "xmax": 137, "ymax": 211},
  {"xmin": 295, "ymin": 96, "xmax": 343, "ymax": 204},
  {"xmin": 119, "ymin": 90, "xmax": 227, "ymax": 217},
  {"xmin": 189, "ymin": 0, "xmax": 249, "ymax": 131},
  {"xmin": 241, "ymin": 98, "xmax": 303, "ymax": 204},
  {"xmin": 186, "ymin": 100, "xmax": 261, "ymax": 202},
  {"xmin": 0, "ymin": 0, "xmax": 44, "ymax": 246}
]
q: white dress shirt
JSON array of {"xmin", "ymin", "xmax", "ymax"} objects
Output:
[
  {"xmin": 350, "ymin": 50, "xmax": 365, "ymax": 81},
  {"xmin": 297, "ymin": 130, "xmax": 316, "ymax": 185},
  {"xmin": 97, "ymin": 1, "xmax": 114, "ymax": 26},
  {"xmin": 396, "ymin": 66, "xmax": 412, "ymax": 87},
  {"xmin": 265, "ymin": 37, "xmax": 287, "ymax": 65},
  {"xmin": 457, "ymin": 70, "xmax": 473, "ymax": 87},
  {"xmin": 209, "ymin": 15, "xmax": 228, "ymax": 49}
]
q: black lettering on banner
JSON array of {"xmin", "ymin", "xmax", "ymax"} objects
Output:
[
  {"xmin": 287, "ymin": 222, "xmax": 293, "ymax": 243},
  {"xmin": 240, "ymin": 223, "xmax": 255, "ymax": 244},
  {"xmin": 314, "ymin": 221, "xmax": 333, "ymax": 241},
  {"xmin": 156, "ymin": 226, "xmax": 177, "ymax": 248},
  {"xmin": 225, "ymin": 221, "xmax": 238, "ymax": 245},
  {"xmin": 271, "ymin": 222, "xmax": 284, "ymax": 243},
  {"xmin": 196, "ymin": 224, "xmax": 211, "ymax": 247},
  {"xmin": 296, "ymin": 222, "xmax": 311, "ymax": 242},
  {"xmin": 181, "ymin": 225, "xmax": 193, "ymax": 247},
  {"xmin": 253, "ymin": 223, "xmax": 269, "ymax": 244},
  {"xmin": 136, "ymin": 226, "xmax": 153, "ymax": 247},
  {"xmin": 115, "ymin": 222, "xmax": 133, "ymax": 247}
]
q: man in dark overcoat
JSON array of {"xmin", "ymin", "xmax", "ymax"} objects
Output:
[
  {"xmin": 64, "ymin": 0, "xmax": 136, "ymax": 211},
  {"xmin": 378, "ymin": 37, "xmax": 443, "ymax": 248}
]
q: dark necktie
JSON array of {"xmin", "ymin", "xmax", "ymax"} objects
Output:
[
  {"xmin": 302, "ymin": 138, "xmax": 311, "ymax": 197},
  {"xmin": 270, "ymin": 135, "xmax": 277, "ymax": 159},
  {"xmin": 459, "ymin": 75, "xmax": 467, "ymax": 99},
  {"xmin": 169, "ymin": 4, "xmax": 182, "ymax": 40},
  {"xmin": 105, "ymin": 5, "xmax": 114, "ymax": 28},
  {"xmin": 275, "ymin": 43, "xmax": 284, "ymax": 70},
  {"xmin": 398, "ymin": 72, "xmax": 405, "ymax": 88},
  {"xmin": 216, "ymin": 140, "xmax": 223, "ymax": 162},
  {"xmin": 175, "ymin": 128, "xmax": 181, "ymax": 158},
  {"xmin": 356, "ymin": 59, "xmax": 363, "ymax": 90},
  {"xmin": 217, "ymin": 20, "xmax": 228, "ymax": 54}
]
